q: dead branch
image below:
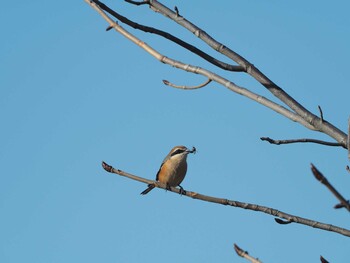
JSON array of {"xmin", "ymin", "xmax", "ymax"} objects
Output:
[
  {"xmin": 261, "ymin": 137, "xmax": 344, "ymax": 148},
  {"xmin": 102, "ymin": 161, "xmax": 350, "ymax": 237},
  {"xmin": 234, "ymin": 244, "xmax": 262, "ymax": 263},
  {"xmin": 310, "ymin": 164, "xmax": 350, "ymax": 212}
]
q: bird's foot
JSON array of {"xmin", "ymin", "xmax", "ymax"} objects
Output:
[{"xmin": 178, "ymin": 185, "xmax": 186, "ymax": 195}]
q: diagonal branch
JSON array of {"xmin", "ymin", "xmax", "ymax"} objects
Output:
[
  {"xmin": 102, "ymin": 161, "xmax": 350, "ymax": 237},
  {"xmin": 93, "ymin": 0, "xmax": 244, "ymax": 72},
  {"xmin": 234, "ymin": 244, "xmax": 262, "ymax": 263},
  {"xmin": 134, "ymin": 0, "xmax": 347, "ymax": 146},
  {"xmin": 261, "ymin": 137, "xmax": 345, "ymax": 148},
  {"xmin": 84, "ymin": 0, "xmax": 315, "ymax": 130},
  {"xmin": 311, "ymin": 164, "xmax": 350, "ymax": 212}
]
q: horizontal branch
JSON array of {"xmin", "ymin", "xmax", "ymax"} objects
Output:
[
  {"xmin": 102, "ymin": 161, "xmax": 350, "ymax": 237},
  {"xmin": 261, "ymin": 137, "xmax": 345, "ymax": 148}
]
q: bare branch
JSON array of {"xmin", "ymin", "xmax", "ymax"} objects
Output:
[
  {"xmin": 320, "ymin": 255, "xmax": 329, "ymax": 263},
  {"xmin": 142, "ymin": 0, "xmax": 347, "ymax": 146},
  {"xmin": 102, "ymin": 161, "xmax": 350, "ymax": 237},
  {"xmin": 93, "ymin": 0, "xmax": 244, "ymax": 72},
  {"xmin": 310, "ymin": 164, "xmax": 350, "ymax": 212},
  {"xmin": 84, "ymin": 0, "xmax": 316, "ymax": 130},
  {"xmin": 261, "ymin": 137, "xmax": 345, "ymax": 148},
  {"xmin": 162, "ymin": 78, "xmax": 211, "ymax": 90},
  {"xmin": 234, "ymin": 244, "xmax": 262, "ymax": 263}
]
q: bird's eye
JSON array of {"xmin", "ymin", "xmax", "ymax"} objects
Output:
[{"xmin": 171, "ymin": 149, "xmax": 184, "ymax": 156}]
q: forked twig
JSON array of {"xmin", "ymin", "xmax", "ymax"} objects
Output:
[{"xmin": 102, "ymin": 161, "xmax": 350, "ymax": 237}]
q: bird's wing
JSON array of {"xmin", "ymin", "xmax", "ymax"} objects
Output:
[{"xmin": 155, "ymin": 155, "xmax": 169, "ymax": 181}]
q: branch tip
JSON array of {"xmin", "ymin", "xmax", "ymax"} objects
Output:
[
  {"xmin": 320, "ymin": 255, "xmax": 329, "ymax": 263},
  {"xmin": 310, "ymin": 163, "xmax": 324, "ymax": 182},
  {"xmin": 174, "ymin": 6, "xmax": 180, "ymax": 16},
  {"xmin": 233, "ymin": 243, "xmax": 246, "ymax": 257},
  {"xmin": 102, "ymin": 161, "xmax": 113, "ymax": 172},
  {"xmin": 318, "ymin": 105, "xmax": 324, "ymax": 122},
  {"xmin": 334, "ymin": 201, "xmax": 349, "ymax": 209}
]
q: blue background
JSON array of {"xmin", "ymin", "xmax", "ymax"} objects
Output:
[{"xmin": 1, "ymin": 1, "xmax": 349, "ymax": 262}]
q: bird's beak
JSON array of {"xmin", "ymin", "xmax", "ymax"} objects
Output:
[{"xmin": 186, "ymin": 146, "xmax": 196, "ymax": 154}]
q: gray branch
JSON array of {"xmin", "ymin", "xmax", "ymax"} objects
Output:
[{"xmin": 102, "ymin": 161, "xmax": 350, "ymax": 238}]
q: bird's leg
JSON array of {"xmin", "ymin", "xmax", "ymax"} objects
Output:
[
  {"xmin": 178, "ymin": 185, "xmax": 186, "ymax": 195},
  {"xmin": 165, "ymin": 183, "xmax": 171, "ymax": 191}
]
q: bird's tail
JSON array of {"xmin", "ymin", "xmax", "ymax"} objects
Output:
[{"xmin": 140, "ymin": 184, "xmax": 155, "ymax": 195}]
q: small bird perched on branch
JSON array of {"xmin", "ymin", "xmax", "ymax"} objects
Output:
[{"xmin": 140, "ymin": 145, "xmax": 196, "ymax": 195}]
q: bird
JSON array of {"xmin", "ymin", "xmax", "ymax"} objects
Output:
[{"xmin": 140, "ymin": 145, "xmax": 196, "ymax": 195}]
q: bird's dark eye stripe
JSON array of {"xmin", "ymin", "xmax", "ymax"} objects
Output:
[{"xmin": 171, "ymin": 149, "xmax": 185, "ymax": 156}]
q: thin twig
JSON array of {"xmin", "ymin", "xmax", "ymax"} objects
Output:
[
  {"xmin": 174, "ymin": 6, "xmax": 180, "ymax": 17},
  {"xmin": 162, "ymin": 78, "xmax": 211, "ymax": 90},
  {"xmin": 234, "ymin": 244, "xmax": 262, "ymax": 263},
  {"xmin": 101, "ymin": 161, "xmax": 350, "ymax": 237},
  {"xmin": 275, "ymin": 218, "xmax": 292, "ymax": 225},
  {"xmin": 93, "ymin": 0, "xmax": 244, "ymax": 72},
  {"xmin": 142, "ymin": 0, "xmax": 347, "ymax": 146},
  {"xmin": 318, "ymin": 105, "xmax": 324, "ymax": 122},
  {"xmin": 124, "ymin": 0, "xmax": 149, "ymax": 6},
  {"xmin": 310, "ymin": 164, "xmax": 350, "ymax": 212},
  {"xmin": 260, "ymin": 137, "xmax": 345, "ymax": 148},
  {"xmin": 84, "ymin": 0, "xmax": 316, "ymax": 131}
]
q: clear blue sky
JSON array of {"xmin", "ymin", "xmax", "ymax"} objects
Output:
[{"xmin": 1, "ymin": 1, "xmax": 350, "ymax": 262}]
